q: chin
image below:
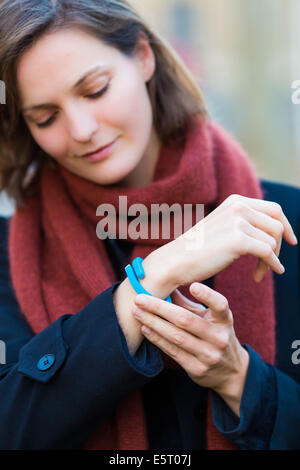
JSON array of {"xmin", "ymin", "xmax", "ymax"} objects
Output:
[
  {"xmin": 86, "ymin": 170, "xmax": 130, "ymax": 186},
  {"xmin": 90, "ymin": 161, "xmax": 138, "ymax": 186}
]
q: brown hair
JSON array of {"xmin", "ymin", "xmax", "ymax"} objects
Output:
[{"xmin": 0, "ymin": 0, "xmax": 208, "ymax": 208}]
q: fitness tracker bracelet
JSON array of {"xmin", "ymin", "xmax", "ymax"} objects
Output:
[{"xmin": 125, "ymin": 256, "xmax": 172, "ymax": 303}]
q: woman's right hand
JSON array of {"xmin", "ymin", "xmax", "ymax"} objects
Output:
[{"xmin": 169, "ymin": 194, "xmax": 298, "ymax": 286}]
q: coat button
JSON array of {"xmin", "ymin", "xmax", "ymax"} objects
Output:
[{"xmin": 37, "ymin": 354, "xmax": 56, "ymax": 371}]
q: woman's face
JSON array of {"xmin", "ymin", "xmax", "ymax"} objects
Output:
[{"xmin": 17, "ymin": 28, "xmax": 160, "ymax": 186}]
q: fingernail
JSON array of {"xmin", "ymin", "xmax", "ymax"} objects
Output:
[
  {"xmin": 132, "ymin": 306, "xmax": 144, "ymax": 318},
  {"xmin": 292, "ymin": 234, "xmax": 298, "ymax": 244},
  {"xmin": 279, "ymin": 264, "xmax": 285, "ymax": 273},
  {"xmin": 135, "ymin": 294, "xmax": 148, "ymax": 307},
  {"xmin": 191, "ymin": 283, "xmax": 201, "ymax": 295},
  {"xmin": 141, "ymin": 326, "xmax": 152, "ymax": 336}
]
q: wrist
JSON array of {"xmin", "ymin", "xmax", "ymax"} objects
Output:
[
  {"xmin": 168, "ymin": 235, "xmax": 197, "ymax": 286},
  {"xmin": 213, "ymin": 346, "xmax": 250, "ymax": 417},
  {"xmin": 140, "ymin": 244, "xmax": 180, "ymax": 299},
  {"xmin": 113, "ymin": 277, "xmax": 144, "ymax": 356}
]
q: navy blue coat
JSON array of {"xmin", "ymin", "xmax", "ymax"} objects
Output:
[{"xmin": 0, "ymin": 178, "xmax": 299, "ymax": 450}]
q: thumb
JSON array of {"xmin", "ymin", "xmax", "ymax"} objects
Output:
[{"xmin": 189, "ymin": 282, "xmax": 231, "ymax": 324}]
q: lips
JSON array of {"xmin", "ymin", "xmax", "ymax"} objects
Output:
[
  {"xmin": 80, "ymin": 137, "xmax": 118, "ymax": 162},
  {"xmin": 82, "ymin": 140, "xmax": 115, "ymax": 158}
]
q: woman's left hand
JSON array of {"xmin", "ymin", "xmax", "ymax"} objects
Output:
[{"xmin": 132, "ymin": 282, "xmax": 250, "ymax": 417}]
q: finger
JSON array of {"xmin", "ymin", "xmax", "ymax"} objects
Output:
[
  {"xmin": 276, "ymin": 233, "xmax": 282, "ymax": 258},
  {"xmin": 189, "ymin": 282, "xmax": 230, "ymax": 323},
  {"xmin": 247, "ymin": 213, "xmax": 283, "ymax": 280},
  {"xmin": 242, "ymin": 222, "xmax": 278, "ymax": 283},
  {"xmin": 243, "ymin": 222, "xmax": 277, "ymax": 250},
  {"xmin": 253, "ymin": 260, "xmax": 270, "ymax": 283},
  {"xmin": 231, "ymin": 196, "xmax": 297, "ymax": 246},
  {"xmin": 245, "ymin": 206, "xmax": 285, "ymax": 245},
  {"xmin": 254, "ymin": 235, "xmax": 282, "ymax": 283},
  {"xmin": 140, "ymin": 325, "xmax": 207, "ymax": 377},
  {"xmin": 134, "ymin": 294, "xmax": 219, "ymax": 343},
  {"xmin": 256, "ymin": 199, "xmax": 297, "ymax": 246},
  {"xmin": 171, "ymin": 288, "xmax": 207, "ymax": 316},
  {"xmin": 242, "ymin": 234, "xmax": 285, "ymax": 275},
  {"xmin": 136, "ymin": 307, "xmax": 218, "ymax": 361}
]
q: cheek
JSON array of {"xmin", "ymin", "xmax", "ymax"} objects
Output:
[
  {"xmin": 100, "ymin": 72, "xmax": 152, "ymax": 138},
  {"xmin": 30, "ymin": 127, "xmax": 68, "ymax": 160}
]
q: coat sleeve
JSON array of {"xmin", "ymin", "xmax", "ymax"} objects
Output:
[
  {"xmin": 210, "ymin": 345, "xmax": 277, "ymax": 449},
  {"xmin": 0, "ymin": 224, "xmax": 163, "ymax": 449},
  {"xmin": 270, "ymin": 366, "xmax": 300, "ymax": 449},
  {"xmin": 211, "ymin": 345, "xmax": 300, "ymax": 449}
]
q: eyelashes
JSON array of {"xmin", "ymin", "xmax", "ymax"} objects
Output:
[
  {"xmin": 86, "ymin": 82, "xmax": 110, "ymax": 99},
  {"xmin": 36, "ymin": 82, "xmax": 110, "ymax": 129},
  {"xmin": 36, "ymin": 114, "xmax": 56, "ymax": 129}
]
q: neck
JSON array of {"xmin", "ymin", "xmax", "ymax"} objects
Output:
[{"xmin": 119, "ymin": 126, "xmax": 162, "ymax": 188}]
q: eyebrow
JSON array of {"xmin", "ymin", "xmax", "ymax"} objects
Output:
[{"xmin": 21, "ymin": 65, "xmax": 109, "ymax": 113}]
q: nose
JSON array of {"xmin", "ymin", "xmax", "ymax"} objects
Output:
[{"xmin": 66, "ymin": 104, "xmax": 99, "ymax": 142}]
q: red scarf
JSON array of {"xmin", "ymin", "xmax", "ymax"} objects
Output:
[{"xmin": 8, "ymin": 116, "xmax": 275, "ymax": 449}]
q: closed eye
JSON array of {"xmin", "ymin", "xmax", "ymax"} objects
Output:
[
  {"xmin": 86, "ymin": 82, "xmax": 110, "ymax": 99},
  {"xmin": 35, "ymin": 83, "xmax": 110, "ymax": 129}
]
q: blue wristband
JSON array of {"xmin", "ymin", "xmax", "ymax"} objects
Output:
[{"xmin": 125, "ymin": 256, "xmax": 172, "ymax": 303}]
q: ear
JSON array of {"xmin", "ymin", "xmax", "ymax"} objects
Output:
[{"xmin": 133, "ymin": 31, "xmax": 156, "ymax": 83}]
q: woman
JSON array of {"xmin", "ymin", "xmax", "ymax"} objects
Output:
[{"xmin": 0, "ymin": 0, "xmax": 299, "ymax": 450}]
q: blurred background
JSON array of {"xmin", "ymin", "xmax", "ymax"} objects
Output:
[
  {"xmin": 0, "ymin": 0, "xmax": 299, "ymax": 215},
  {"xmin": 131, "ymin": 0, "xmax": 300, "ymax": 182}
]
